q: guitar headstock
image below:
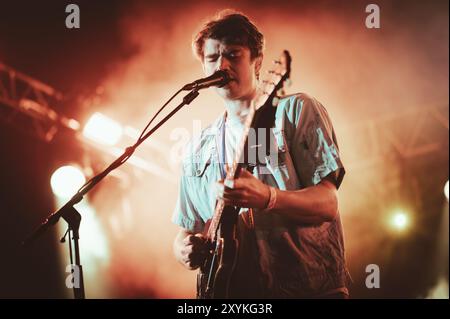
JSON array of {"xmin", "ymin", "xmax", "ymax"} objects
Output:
[{"xmin": 254, "ymin": 50, "xmax": 292, "ymax": 108}]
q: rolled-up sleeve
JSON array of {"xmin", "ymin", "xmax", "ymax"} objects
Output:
[{"xmin": 287, "ymin": 94, "xmax": 345, "ymax": 189}]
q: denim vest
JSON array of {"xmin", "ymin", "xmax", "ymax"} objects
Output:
[{"xmin": 172, "ymin": 93, "xmax": 351, "ymax": 297}]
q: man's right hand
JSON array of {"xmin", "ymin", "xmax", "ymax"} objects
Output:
[{"xmin": 174, "ymin": 230, "xmax": 208, "ymax": 270}]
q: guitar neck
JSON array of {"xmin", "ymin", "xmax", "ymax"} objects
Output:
[{"xmin": 207, "ymin": 103, "xmax": 256, "ymax": 241}]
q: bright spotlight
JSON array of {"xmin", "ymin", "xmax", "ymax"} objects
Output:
[
  {"xmin": 444, "ymin": 180, "xmax": 449, "ymax": 202},
  {"xmin": 50, "ymin": 165, "xmax": 86, "ymax": 198},
  {"xmin": 83, "ymin": 112, "xmax": 123, "ymax": 146},
  {"xmin": 389, "ymin": 210, "xmax": 410, "ymax": 231}
]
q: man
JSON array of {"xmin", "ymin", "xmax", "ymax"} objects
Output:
[{"xmin": 172, "ymin": 11, "xmax": 351, "ymax": 298}]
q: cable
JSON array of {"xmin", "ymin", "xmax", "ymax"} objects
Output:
[{"xmin": 137, "ymin": 88, "xmax": 183, "ymax": 142}]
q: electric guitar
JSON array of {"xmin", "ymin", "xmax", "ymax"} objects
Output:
[{"xmin": 196, "ymin": 50, "xmax": 292, "ymax": 299}]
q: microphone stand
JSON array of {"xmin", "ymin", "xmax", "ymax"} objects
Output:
[{"xmin": 22, "ymin": 88, "xmax": 200, "ymax": 299}]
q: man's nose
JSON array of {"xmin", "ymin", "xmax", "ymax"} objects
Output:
[{"xmin": 217, "ymin": 56, "xmax": 231, "ymax": 71}]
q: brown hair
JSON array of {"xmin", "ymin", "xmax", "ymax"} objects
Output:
[{"xmin": 192, "ymin": 10, "xmax": 265, "ymax": 61}]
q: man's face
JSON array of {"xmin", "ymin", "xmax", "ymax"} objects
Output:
[{"xmin": 202, "ymin": 38, "xmax": 262, "ymax": 101}]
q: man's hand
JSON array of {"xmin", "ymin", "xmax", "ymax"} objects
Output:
[
  {"xmin": 175, "ymin": 232, "xmax": 208, "ymax": 270},
  {"xmin": 217, "ymin": 168, "xmax": 270, "ymax": 209}
]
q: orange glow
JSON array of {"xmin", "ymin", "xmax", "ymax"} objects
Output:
[
  {"xmin": 83, "ymin": 112, "xmax": 123, "ymax": 146},
  {"xmin": 63, "ymin": 2, "xmax": 448, "ymax": 298}
]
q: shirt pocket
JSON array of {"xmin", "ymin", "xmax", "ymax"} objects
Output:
[
  {"xmin": 183, "ymin": 154, "xmax": 211, "ymax": 177},
  {"xmin": 182, "ymin": 153, "xmax": 215, "ymax": 210}
]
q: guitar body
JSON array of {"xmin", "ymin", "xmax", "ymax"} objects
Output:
[{"xmin": 197, "ymin": 205, "xmax": 239, "ymax": 299}]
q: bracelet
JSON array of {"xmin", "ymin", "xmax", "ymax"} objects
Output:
[{"xmin": 264, "ymin": 186, "xmax": 277, "ymax": 211}]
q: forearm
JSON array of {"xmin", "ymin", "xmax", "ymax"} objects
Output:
[{"xmin": 269, "ymin": 181, "xmax": 338, "ymax": 224}]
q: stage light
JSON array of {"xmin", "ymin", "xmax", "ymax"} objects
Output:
[
  {"xmin": 83, "ymin": 112, "xmax": 123, "ymax": 146},
  {"xmin": 50, "ymin": 165, "xmax": 86, "ymax": 198},
  {"xmin": 389, "ymin": 210, "xmax": 410, "ymax": 231},
  {"xmin": 444, "ymin": 180, "xmax": 449, "ymax": 202}
]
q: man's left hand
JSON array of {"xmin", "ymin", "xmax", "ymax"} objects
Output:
[{"xmin": 216, "ymin": 169, "xmax": 270, "ymax": 209}]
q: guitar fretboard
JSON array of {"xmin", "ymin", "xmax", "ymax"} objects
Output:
[{"xmin": 207, "ymin": 101, "xmax": 257, "ymax": 241}]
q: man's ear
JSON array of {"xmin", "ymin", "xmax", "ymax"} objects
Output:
[{"xmin": 254, "ymin": 55, "xmax": 263, "ymax": 79}]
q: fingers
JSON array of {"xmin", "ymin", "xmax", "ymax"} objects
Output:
[
  {"xmin": 217, "ymin": 179, "xmax": 242, "ymax": 192},
  {"xmin": 238, "ymin": 168, "xmax": 253, "ymax": 177},
  {"xmin": 183, "ymin": 234, "xmax": 206, "ymax": 247},
  {"xmin": 221, "ymin": 188, "xmax": 249, "ymax": 207},
  {"xmin": 224, "ymin": 178, "xmax": 235, "ymax": 189},
  {"xmin": 216, "ymin": 181, "xmax": 236, "ymax": 200},
  {"xmin": 181, "ymin": 249, "xmax": 205, "ymax": 270},
  {"xmin": 181, "ymin": 245, "xmax": 206, "ymax": 260},
  {"xmin": 216, "ymin": 168, "xmax": 256, "ymax": 208},
  {"xmin": 223, "ymin": 187, "xmax": 246, "ymax": 200},
  {"xmin": 216, "ymin": 178, "xmax": 250, "ymax": 208},
  {"xmin": 216, "ymin": 183, "xmax": 246, "ymax": 203},
  {"xmin": 222, "ymin": 198, "xmax": 249, "ymax": 208},
  {"xmin": 184, "ymin": 256, "xmax": 205, "ymax": 270},
  {"xmin": 181, "ymin": 234, "xmax": 208, "ymax": 270}
]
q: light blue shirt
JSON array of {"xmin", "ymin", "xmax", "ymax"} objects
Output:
[
  {"xmin": 172, "ymin": 93, "xmax": 349, "ymax": 297},
  {"xmin": 172, "ymin": 93, "xmax": 344, "ymax": 232}
]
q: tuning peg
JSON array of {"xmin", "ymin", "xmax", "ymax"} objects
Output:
[{"xmin": 272, "ymin": 96, "xmax": 280, "ymax": 107}]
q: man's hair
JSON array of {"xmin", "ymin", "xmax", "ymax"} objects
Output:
[{"xmin": 192, "ymin": 10, "xmax": 265, "ymax": 61}]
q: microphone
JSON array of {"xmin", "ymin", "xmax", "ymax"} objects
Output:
[{"xmin": 182, "ymin": 70, "xmax": 231, "ymax": 91}]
